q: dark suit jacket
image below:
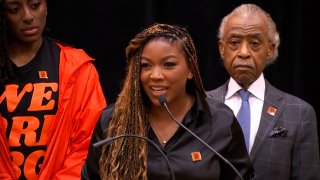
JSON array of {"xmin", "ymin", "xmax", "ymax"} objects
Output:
[{"xmin": 207, "ymin": 80, "xmax": 320, "ymax": 180}]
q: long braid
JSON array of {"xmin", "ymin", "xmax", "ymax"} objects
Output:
[
  {"xmin": 100, "ymin": 47, "xmax": 148, "ymax": 179},
  {"xmin": 178, "ymin": 28, "xmax": 205, "ymax": 97},
  {"xmin": 99, "ymin": 23, "xmax": 205, "ymax": 179}
]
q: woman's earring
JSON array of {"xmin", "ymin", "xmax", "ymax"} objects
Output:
[{"xmin": 188, "ymin": 73, "xmax": 193, "ymax": 79}]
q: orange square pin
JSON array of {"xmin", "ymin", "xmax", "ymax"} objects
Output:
[
  {"xmin": 191, "ymin": 151, "xmax": 202, "ymax": 162},
  {"xmin": 38, "ymin": 71, "xmax": 48, "ymax": 79},
  {"xmin": 267, "ymin": 106, "xmax": 277, "ymax": 116}
]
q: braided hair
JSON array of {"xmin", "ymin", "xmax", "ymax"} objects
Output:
[{"xmin": 99, "ymin": 23, "xmax": 205, "ymax": 180}]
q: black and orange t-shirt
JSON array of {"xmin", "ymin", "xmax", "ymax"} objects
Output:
[{"xmin": 0, "ymin": 38, "xmax": 60, "ymax": 180}]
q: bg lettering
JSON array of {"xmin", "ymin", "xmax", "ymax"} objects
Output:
[{"xmin": 11, "ymin": 150, "xmax": 45, "ymax": 179}]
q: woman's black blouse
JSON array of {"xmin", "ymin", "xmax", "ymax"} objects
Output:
[{"xmin": 81, "ymin": 94, "xmax": 254, "ymax": 180}]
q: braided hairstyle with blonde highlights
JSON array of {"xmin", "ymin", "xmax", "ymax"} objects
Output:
[{"xmin": 99, "ymin": 23, "xmax": 206, "ymax": 180}]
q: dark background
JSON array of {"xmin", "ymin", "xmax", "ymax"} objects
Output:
[{"xmin": 46, "ymin": 0, "xmax": 319, "ymax": 134}]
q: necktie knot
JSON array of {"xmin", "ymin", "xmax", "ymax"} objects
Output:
[{"xmin": 238, "ymin": 89, "xmax": 250, "ymax": 101}]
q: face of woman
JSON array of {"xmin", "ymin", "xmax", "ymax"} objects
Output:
[
  {"xmin": 3, "ymin": 0, "xmax": 47, "ymax": 44},
  {"xmin": 140, "ymin": 39, "xmax": 191, "ymax": 107}
]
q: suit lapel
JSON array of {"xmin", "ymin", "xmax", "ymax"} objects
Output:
[
  {"xmin": 207, "ymin": 81, "xmax": 229, "ymax": 102},
  {"xmin": 207, "ymin": 80, "xmax": 285, "ymax": 161},
  {"xmin": 250, "ymin": 81, "xmax": 284, "ymax": 159}
]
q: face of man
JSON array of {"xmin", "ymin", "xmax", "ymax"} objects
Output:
[{"xmin": 219, "ymin": 13, "xmax": 275, "ymax": 89}]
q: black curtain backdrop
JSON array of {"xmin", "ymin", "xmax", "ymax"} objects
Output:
[{"xmin": 47, "ymin": 0, "xmax": 319, "ymax": 136}]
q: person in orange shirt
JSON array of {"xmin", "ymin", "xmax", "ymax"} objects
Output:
[{"xmin": 0, "ymin": 0, "xmax": 106, "ymax": 179}]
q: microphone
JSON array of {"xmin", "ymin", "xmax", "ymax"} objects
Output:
[
  {"xmin": 158, "ymin": 95, "xmax": 244, "ymax": 180},
  {"xmin": 93, "ymin": 134, "xmax": 176, "ymax": 180}
]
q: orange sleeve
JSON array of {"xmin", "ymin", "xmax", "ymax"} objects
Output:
[
  {"xmin": 54, "ymin": 63, "xmax": 106, "ymax": 179},
  {"xmin": 0, "ymin": 117, "xmax": 16, "ymax": 180},
  {"xmin": 39, "ymin": 62, "xmax": 106, "ymax": 180}
]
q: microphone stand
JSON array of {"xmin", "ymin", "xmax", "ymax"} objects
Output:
[
  {"xmin": 159, "ymin": 96, "xmax": 244, "ymax": 180},
  {"xmin": 93, "ymin": 134, "xmax": 176, "ymax": 180}
]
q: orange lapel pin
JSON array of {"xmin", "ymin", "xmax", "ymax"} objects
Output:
[
  {"xmin": 38, "ymin": 71, "xmax": 48, "ymax": 79},
  {"xmin": 191, "ymin": 151, "xmax": 202, "ymax": 162},
  {"xmin": 267, "ymin": 106, "xmax": 277, "ymax": 116}
]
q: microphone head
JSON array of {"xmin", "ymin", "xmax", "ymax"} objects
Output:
[{"xmin": 158, "ymin": 95, "xmax": 167, "ymax": 105}]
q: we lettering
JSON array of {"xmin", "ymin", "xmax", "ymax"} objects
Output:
[{"xmin": 0, "ymin": 83, "xmax": 58, "ymax": 112}]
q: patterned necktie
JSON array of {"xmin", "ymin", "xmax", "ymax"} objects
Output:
[{"xmin": 237, "ymin": 89, "xmax": 251, "ymax": 151}]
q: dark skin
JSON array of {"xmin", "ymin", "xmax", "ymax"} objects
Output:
[
  {"xmin": 3, "ymin": 0, "xmax": 47, "ymax": 67},
  {"xmin": 140, "ymin": 39, "xmax": 194, "ymax": 146},
  {"xmin": 219, "ymin": 13, "xmax": 275, "ymax": 90}
]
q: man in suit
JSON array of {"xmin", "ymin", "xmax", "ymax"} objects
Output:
[{"xmin": 207, "ymin": 4, "xmax": 320, "ymax": 179}]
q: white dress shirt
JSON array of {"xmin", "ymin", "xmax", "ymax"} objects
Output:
[{"xmin": 225, "ymin": 74, "xmax": 265, "ymax": 153}]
